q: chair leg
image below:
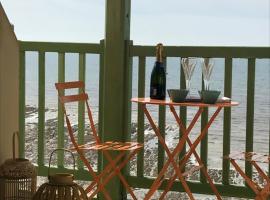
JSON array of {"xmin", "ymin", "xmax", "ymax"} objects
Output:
[
  {"xmin": 89, "ymin": 149, "xmax": 140, "ymax": 200},
  {"xmin": 251, "ymin": 161, "xmax": 270, "ymax": 184},
  {"xmin": 230, "ymin": 159, "xmax": 260, "ymax": 195},
  {"xmin": 76, "ymin": 149, "xmax": 112, "ymax": 200},
  {"xmin": 85, "ymin": 151, "xmax": 127, "ymax": 194}
]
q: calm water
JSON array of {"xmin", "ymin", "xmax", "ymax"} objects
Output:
[{"xmin": 25, "ymin": 52, "xmax": 270, "ymax": 168}]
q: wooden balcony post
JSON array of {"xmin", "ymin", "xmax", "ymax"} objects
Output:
[
  {"xmin": 0, "ymin": 4, "xmax": 20, "ymax": 163},
  {"xmin": 101, "ymin": 0, "xmax": 132, "ymax": 199}
]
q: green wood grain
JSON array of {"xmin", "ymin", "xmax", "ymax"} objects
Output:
[
  {"xmin": 200, "ymin": 73, "xmax": 208, "ymax": 183},
  {"xmin": 137, "ymin": 56, "xmax": 146, "ymax": 177},
  {"xmin": 19, "ymin": 41, "xmax": 102, "ymax": 53},
  {"xmin": 126, "ymin": 176, "xmax": 255, "ymax": 198},
  {"xmin": 179, "ymin": 59, "xmax": 187, "ymax": 162},
  {"xmin": 19, "ymin": 51, "xmax": 25, "ymax": 158},
  {"xmin": 102, "ymin": 0, "xmax": 131, "ymax": 199},
  {"xmin": 38, "ymin": 51, "xmax": 45, "ymax": 166},
  {"xmin": 98, "ymin": 40, "xmax": 105, "ymax": 176},
  {"xmin": 222, "ymin": 58, "xmax": 232, "ymax": 185},
  {"xmin": 131, "ymin": 45, "xmax": 270, "ymax": 58},
  {"xmin": 57, "ymin": 52, "xmax": 65, "ymax": 168},
  {"xmin": 158, "ymin": 58, "xmax": 166, "ymax": 173},
  {"xmin": 78, "ymin": 53, "xmax": 86, "ymax": 170},
  {"xmin": 245, "ymin": 58, "xmax": 256, "ymax": 180}
]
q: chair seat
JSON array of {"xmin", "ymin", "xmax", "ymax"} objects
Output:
[
  {"xmin": 226, "ymin": 151, "xmax": 270, "ymax": 163},
  {"xmin": 70, "ymin": 141, "xmax": 143, "ymax": 151}
]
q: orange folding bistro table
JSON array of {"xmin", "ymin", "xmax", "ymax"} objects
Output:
[{"xmin": 131, "ymin": 97, "xmax": 239, "ymax": 200}]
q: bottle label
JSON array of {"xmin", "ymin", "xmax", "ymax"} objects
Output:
[
  {"xmin": 152, "ymin": 88, "xmax": 157, "ymax": 96},
  {"xmin": 150, "ymin": 86, "xmax": 165, "ymax": 99}
]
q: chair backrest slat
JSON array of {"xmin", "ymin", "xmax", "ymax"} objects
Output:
[
  {"xmin": 55, "ymin": 81, "xmax": 84, "ymax": 90},
  {"xmin": 60, "ymin": 93, "xmax": 88, "ymax": 103},
  {"xmin": 55, "ymin": 81, "xmax": 100, "ymax": 145}
]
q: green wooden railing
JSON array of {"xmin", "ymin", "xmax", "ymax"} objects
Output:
[
  {"xmin": 19, "ymin": 41, "xmax": 104, "ymax": 181},
  {"xmin": 128, "ymin": 45, "xmax": 270, "ymax": 198},
  {"xmin": 19, "ymin": 41, "xmax": 270, "ymax": 198}
]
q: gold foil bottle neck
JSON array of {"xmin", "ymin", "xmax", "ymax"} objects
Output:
[{"xmin": 156, "ymin": 43, "xmax": 163, "ymax": 62}]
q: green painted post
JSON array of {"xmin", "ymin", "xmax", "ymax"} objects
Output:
[
  {"xmin": 123, "ymin": 40, "xmax": 133, "ymax": 176},
  {"xmin": 222, "ymin": 58, "xmax": 232, "ymax": 185},
  {"xmin": 57, "ymin": 52, "xmax": 65, "ymax": 168},
  {"xmin": 158, "ymin": 105, "xmax": 165, "ymax": 173},
  {"xmin": 158, "ymin": 58, "xmax": 166, "ymax": 173},
  {"xmin": 245, "ymin": 58, "xmax": 255, "ymax": 180},
  {"xmin": 137, "ymin": 56, "xmax": 146, "ymax": 177},
  {"xmin": 200, "ymin": 73, "xmax": 208, "ymax": 184},
  {"xmin": 98, "ymin": 40, "xmax": 105, "ymax": 200},
  {"xmin": 179, "ymin": 59, "xmax": 186, "ymax": 161},
  {"xmin": 78, "ymin": 53, "xmax": 86, "ymax": 170},
  {"xmin": 98, "ymin": 40, "xmax": 105, "ymax": 141},
  {"xmin": 19, "ymin": 50, "xmax": 25, "ymax": 158},
  {"xmin": 98, "ymin": 40, "xmax": 105, "ymax": 177},
  {"xmin": 102, "ymin": 0, "xmax": 131, "ymax": 199},
  {"xmin": 38, "ymin": 51, "xmax": 45, "ymax": 167}
]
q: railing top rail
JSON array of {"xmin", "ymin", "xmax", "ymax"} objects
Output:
[
  {"xmin": 19, "ymin": 41, "xmax": 102, "ymax": 53},
  {"xmin": 131, "ymin": 45, "xmax": 270, "ymax": 58},
  {"xmin": 19, "ymin": 41, "xmax": 270, "ymax": 58}
]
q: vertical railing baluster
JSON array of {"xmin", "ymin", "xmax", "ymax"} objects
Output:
[
  {"xmin": 19, "ymin": 50, "xmax": 25, "ymax": 158},
  {"xmin": 98, "ymin": 40, "xmax": 105, "ymax": 175},
  {"xmin": 137, "ymin": 56, "xmax": 146, "ymax": 177},
  {"xmin": 123, "ymin": 40, "xmax": 133, "ymax": 181},
  {"xmin": 179, "ymin": 58, "xmax": 187, "ymax": 162},
  {"xmin": 222, "ymin": 57, "xmax": 232, "ymax": 185},
  {"xmin": 57, "ymin": 52, "xmax": 65, "ymax": 168},
  {"xmin": 38, "ymin": 51, "xmax": 45, "ymax": 167},
  {"xmin": 158, "ymin": 57, "xmax": 167, "ymax": 173},
  {"xmin": 200, "ymin": 72, "xmax": 208, "ymax": 183},
  {"xmin": 78, "ymin": 53, "xmax": 86, "ymax": 170},
  {"xmin": 245, "ymin": 58, "xmax": 256, "ymax": 180}
]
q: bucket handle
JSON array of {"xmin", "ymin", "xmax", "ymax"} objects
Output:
[
  {"xmin": 48, "ymin": 148, "xmax": 76, "ymax": 176},
  {"xmin": 12, "ymin": 131, "xmax": 19, "ymax": 160}
]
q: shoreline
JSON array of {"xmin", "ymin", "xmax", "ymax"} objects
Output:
[{"xmin": 25, "ymin": 105, "xmax": 264, "ymax": 199}]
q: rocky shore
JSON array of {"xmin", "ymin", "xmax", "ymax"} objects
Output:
[{"xmin": 25, "ymin": 105, "xmax": 261, "ymax": 199}]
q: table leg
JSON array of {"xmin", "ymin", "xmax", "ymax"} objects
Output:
[
  {"xmin": 143, "ymin": 105, "xmax": 203, "ymax": 200},
  {"xmin": 160, "ymin": 106, "xmax": 222, "ymax": 199},
  {"xmin": 143, "ymin": 105, "xmax": 196, "ymax": 200},
  {"xmin": 178, "ymin": 107, "xmax": 222, "ymax": 167}
]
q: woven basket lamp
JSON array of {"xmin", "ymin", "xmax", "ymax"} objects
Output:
[
  {"xmin": 33, "ymin": 149, "xmax": 88, "ymax": 200},
  {"xmin": 0, "ymin": 132, "xmax": 37, "ymax": 200}
]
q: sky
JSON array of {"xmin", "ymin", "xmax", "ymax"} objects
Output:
[{"xmin": 1, "ymin": 0, "xmax": 269, "ymax": 46}]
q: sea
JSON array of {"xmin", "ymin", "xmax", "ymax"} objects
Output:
[
  {"xmin": 24, "ymin": 52, "xmax": 270, "ymax": 199},
  {"xmin": 25, "ymin": 52, "xmax": 270, "ymax": 164}
]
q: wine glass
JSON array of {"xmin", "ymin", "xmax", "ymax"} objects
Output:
[
  {"xmin": 201, "ymin": 58, "xmax": 214, "ymax": 90},
  {"xmin": 181, "ymin": 57, "xmax": 197, "ymax": 95}
]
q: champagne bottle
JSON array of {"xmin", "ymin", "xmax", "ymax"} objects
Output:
[{"xmin": 150, "ymin": 43, "xmax": 166, "ymax": 100}]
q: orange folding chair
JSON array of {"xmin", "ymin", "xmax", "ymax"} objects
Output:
[
  {"xmin": 226, "ymin": 152, "xmax": 270, "ymax": 200},
  {"xmin": 55, "ymin": 81, "xmax": 143, "ymax": 200}
]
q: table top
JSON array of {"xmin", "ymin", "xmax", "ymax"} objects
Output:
[{"xmin": 131, "ymin": 97, "xmax": 239, "ymax": 107}]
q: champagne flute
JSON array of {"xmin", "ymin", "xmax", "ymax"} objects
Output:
[
  {"xmin": 201, "ymin": 58, "xmax": 214, "ymax": 90},
  {"xmin": 181, "ymin": 57, "xmax": 197, "ymax": 96}
]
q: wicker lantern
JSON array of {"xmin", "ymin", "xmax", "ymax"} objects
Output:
[
  {"xmin": 0, "ymin": 132, "xmax": 37, "ymax": 199},
  {"xmin": 33, "ymin": 149, "xmax": 88, "ymax": 200}
]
